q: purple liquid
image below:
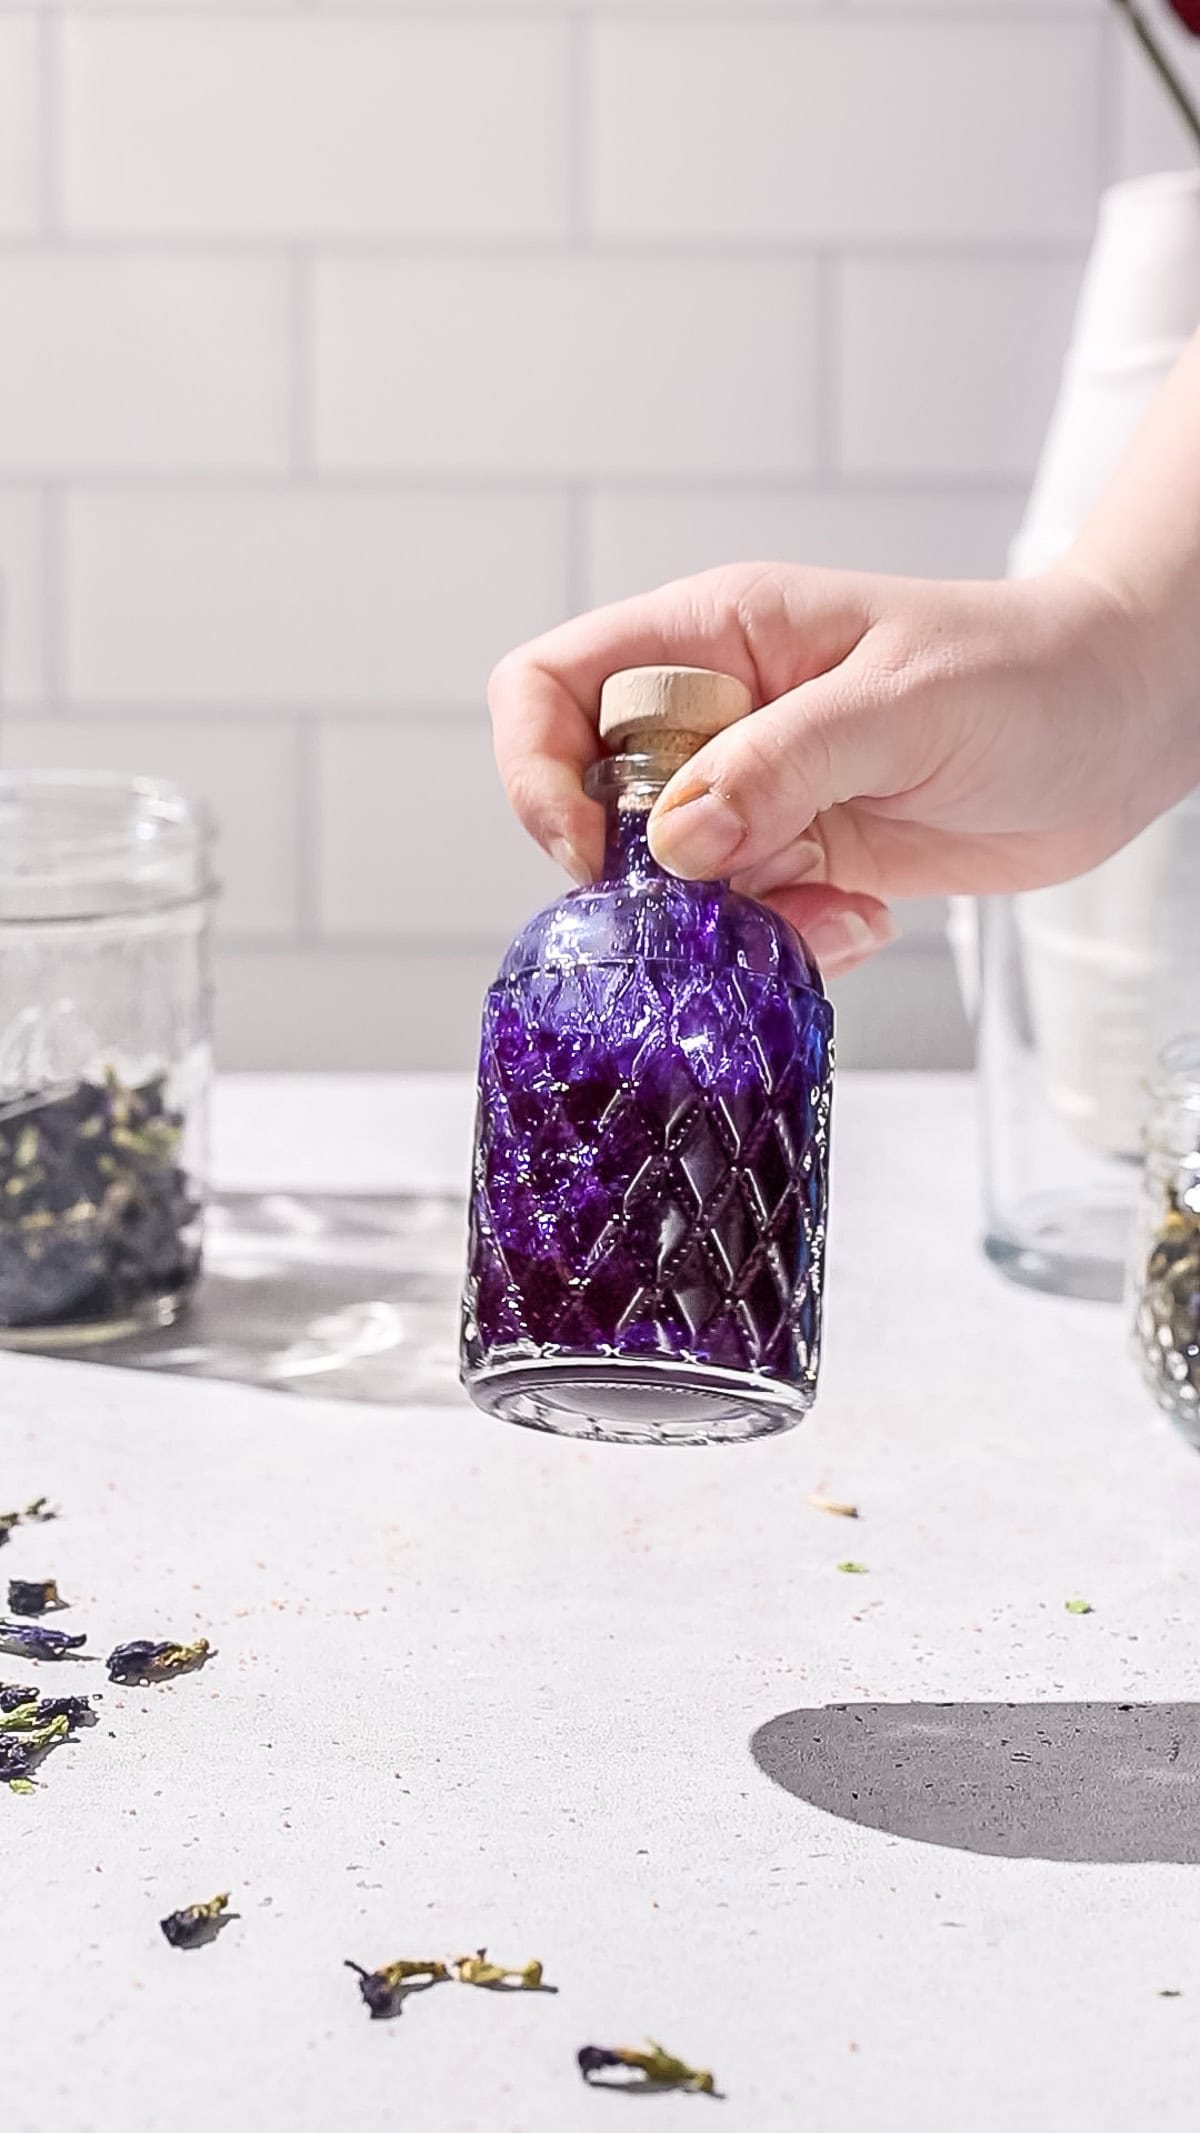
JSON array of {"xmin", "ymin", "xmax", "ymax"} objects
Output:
[{"xmin": 462, "ymin": 811, "xmax": 833, "ymax": 1406}]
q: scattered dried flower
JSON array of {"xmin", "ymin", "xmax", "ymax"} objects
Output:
[
  {"xmin": 453, "ymin": 1949, "xmax": 545, "ymax": 1990},
  {"xmin": 809, "ymin": 1494, "xmax": 859, "ymax": 1520},
  {"xmin": 160, "ymin": 1893, "xmax": 231, "ymax": 1949},
  {"xmin": 0, "ymin": 1620, "xmax": 86, "ymax": 1661},
  {"xmin": 106, "ymin": 1637, "xmax": 210, "ymax": 1684},
  {"xmin": 837, "ymin": 1561, "xmax": 868, "ymax": 1576},
  {"xmin": 577, "ymin": 2041, "xmax": 717, "ymax": 2095},
  {"xmin": 7, "ymin": 1579, "xmax": 63, "ymax": 1617},
  {"xmin": 1064, "ymin": 1599, "xmax": 1094, "ymax": 1616},
  {"xmin": 345, "ymin": 1958, "xmax": 450, "ymax": 2018}
]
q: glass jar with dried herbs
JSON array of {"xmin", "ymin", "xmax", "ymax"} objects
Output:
[
  {"xmin": 1130, "ymin": 1036, "xmax": 1200, "ymax": 1445},
  {"xmin": 0, "ymin": 773, "xmax": 215, "ymax": 1344}
]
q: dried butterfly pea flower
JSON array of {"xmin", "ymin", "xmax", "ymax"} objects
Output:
[
  {"xmin": 0, "ymin": 1711, "xmax": 69, "ymax": 1790},
  {"xmin": 7, "ymin": 1579, "xmax": 63, "ymax": 1616},
  {"xmin": 29, "ymin": 1693, "xmax": 93, "ymax": 1727},
  {"xmin": 453, "ymin": 1950, "xmax": 545, "ymax": 1990},
  {"xmin": 0, "ymin": 1735, "xmax": 36, "ymax": 1786},
  {"xmin": 0, "ymin": 1621, "xmax": 85, "ymax": 1661},
  {"xmin": 0, "ymin": 1682, "xmax": 37, "ymax": 1710},
  {"xmin": 577, "ymin": 2041, "xmax": 717, "ymax": 2094},
  {"xmin": 160, "ymin": 1893, "xmax": 231, "ymax": 1949},
  {"xmin": 106, "ymin": 1637, "xmax": 210, "ymax": 1684},
  {"xmin": 2, "ymin": 1692, "xmax": 91, "ymax": 1731},
  {"xmin": 345, "ymin": 1959, "xmax": 450, "ymax": 2018},
  {"xmin": 0, "ymin": 1500, "xmax": 57, "ymax": 1544},
  {"xmin": 0, "ymin": 1071, "xmax": 198, "ymax": 1333}
]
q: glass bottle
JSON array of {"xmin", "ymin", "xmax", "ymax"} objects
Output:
[
  {"xmin": 1129, "ymin": 1034, "xmax": 1200, "ymax": 1447},
  {"xmin": 957, "ymin": 786, "xmax": 1200, "ymax": 1303},
  {"xmin": 460, "ymin": 665, "xmax": 835, "ymax": 1447},
  {"xmin": 0, "ymin": 771, "xmax": 215, "ymax": 1344}
]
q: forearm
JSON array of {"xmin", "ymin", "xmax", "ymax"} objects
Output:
[{"xmin": 1065, "ymin": 326, "xmax": 1200, "ymax": 777}]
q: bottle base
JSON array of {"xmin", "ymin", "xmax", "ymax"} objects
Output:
[
  {"xmin": 463, "ymin": 1354, "xmax": 811, "ymax": 1447},
  {"xmin": 984, "ymin": 1191, "xmax": 1130, "ymax": 1304}
]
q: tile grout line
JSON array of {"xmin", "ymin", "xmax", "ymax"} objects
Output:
[
  {"xmin": 810, "ymin": 250, "xmax": 838, "ymax": 482},
  {"xmin": 36, "ymin": 11, "xmax": 62, "ymax": 242},
  {"xmin": 40, "ymin": 483, "xmax": 65, "ymax": 713},
  {"xmin": 566, "ymin": 11, "xmax": 592, "ymax": 246},
  {"xmin": 0, "ymin": 4, "xmax": 1106, "ymax": 19},
  {"xmin": 0, "ymin": 235, "xmax": 1094, "ymax": 263},
  {"xmin": 562, "ymin": 482, "xmax": 589, "ymax": 618},
  {"xmin": 0, "ymin": 472, "xmax": 1040, "ymax": 499},
  {"xmin": 288, "ymin": 251, "xmax": 315, "ymax": 478},
  {"xmin": 292, "ymin": 714, "xmax": 319, "ymax": 945}
]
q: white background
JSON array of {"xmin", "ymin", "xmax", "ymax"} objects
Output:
[{"xmin": 0, "ymin": 0, "xmax": 1196, "ymax": 1068}]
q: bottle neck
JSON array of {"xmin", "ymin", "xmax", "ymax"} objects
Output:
[{"xmin": 585, "ymin": 750, "xmax": 697, "ymax": 885}]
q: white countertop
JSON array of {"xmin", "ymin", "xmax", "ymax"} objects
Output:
[{"xmin": 7, "ymin": 1073, "xmax": 1200, "ymax": 2133}]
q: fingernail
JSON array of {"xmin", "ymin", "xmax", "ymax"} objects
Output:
[
  {"xmin": 550, "ymin": 836, "xmax": 591, "ymax": 885},
  {"xmin": 804, "ymin": 909, "xmax": 898, "ymax": 971},
  {"xmin": 649, "ymin": 791, "xmax": 746, "ymax": 877}
]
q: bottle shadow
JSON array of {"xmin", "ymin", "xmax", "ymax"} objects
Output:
[{"xmin": 750, "ymin": 1702, "xmax": 1200, "ymax": 1863}]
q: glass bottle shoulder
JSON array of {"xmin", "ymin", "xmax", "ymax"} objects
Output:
[{"xmin": 496, "ymin": 869, "xmax": 824, "ymax": 995}]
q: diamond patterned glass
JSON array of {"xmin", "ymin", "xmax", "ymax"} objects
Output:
[{"xmin": 461, "ymin": 786, "xmax": 834, "ymax": 1444}]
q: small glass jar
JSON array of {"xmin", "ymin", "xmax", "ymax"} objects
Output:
[
  {"xmin": 0, "ymin": 773, "xmax": 215, "ymax": 1345},
  {"xmin": 460, "ymin": 666, "xmax": 834, "ymax": 1448},
  {"xmin": 1129, "ymin": 1035, "xmax": 1200, "ymax": 1446}
]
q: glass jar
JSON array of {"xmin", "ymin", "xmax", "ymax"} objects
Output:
[
  {"xmin": 1129, "ymin": 1035, "xmax": 1200, "ymax": 1446},
  {"xmin": 460, "ymin": 665, "xmax": 834, "ymax": 1448},
  {"xmin": 0, "ymin": 772, "xmax": 215, "ymax": 1345},
  {"xmin": 962, "ymin": 787, "xmax": 1200, "ymax": 1302}
]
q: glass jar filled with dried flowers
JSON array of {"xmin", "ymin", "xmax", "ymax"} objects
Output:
[{"xmin": 0, "ymin": 773, "xmax": 215, "ymax": 1344}]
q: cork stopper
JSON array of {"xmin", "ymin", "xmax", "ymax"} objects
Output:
[{"xmin": 598, "ymin": 666, "xmax": 753, "ymax": 764}]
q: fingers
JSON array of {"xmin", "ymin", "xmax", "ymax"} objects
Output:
[
  {"xmin": 488, "ymin": 574, "xmax": 764, "ymax": 879},
  {"xmin": 759, "ymin": 882, "xmax": 899, "ymax": 976},
  {"xmin": 647, "ymin": 661, "xmax": 887, "ymax": 881},
  {"xmin": 488, "ymin": 564, "xmax": 878, "ymax": 880}
]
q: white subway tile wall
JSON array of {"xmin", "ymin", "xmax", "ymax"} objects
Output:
[{"xmin": 0, "ymin": 0, "xmax": 1173, "ymax": 1068}]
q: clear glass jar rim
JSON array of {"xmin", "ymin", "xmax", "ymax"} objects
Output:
[
  {"xmin": 1148, "ymin": 1033, "xmax": 1200, "ymax": 1113},
  {"xmin": 0, "ymin": 771, "xmax": 215, "ymax": 920}
]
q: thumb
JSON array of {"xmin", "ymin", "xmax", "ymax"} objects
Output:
[{"xmin": 646, "ymin": 663, "xmax": 899, "ymax": 881}]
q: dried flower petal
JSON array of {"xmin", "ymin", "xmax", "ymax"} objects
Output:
[
  {"xmin": 809, "ymin": 1494, "xmax": 859, "ymax": 1519},
  {"xmin": 1065, "ymin": 1599, "xmax": 1094, "ymax": 1615},
  {"xmin": 345, "ymin": 1958, "xmax": 450, "ymax": 2018},
  {"xmin": 0, "ymin": 1620, "xmax": 85, "ymax": 1661},
  {"xmin": 160, "ymin": 1893, "xmax": 231, "ymax": 1949},
  {"xmin": 7, "ymin": 1579, "xmax": 62, "ymax": 1617},
  {"xmin": 577, "ymin": 2040, "xmax": 717, "ymax": 2094},
  {"xmin": 837, "ymin": 1561, "xmax": 868, "ymax": 1575},
  {"xmin": 453, "ymin": 1949, "xmax": 545, "ymax": 1989},
  {"xmin": 106, "ymin": 1637, "xmax": 210, "ymax": 1684}
]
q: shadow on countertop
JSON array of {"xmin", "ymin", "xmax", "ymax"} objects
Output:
[
  {"xmin": 30, "ymin": 1191, "xmax": 467, "ymax": 1407},
  {"xmin": 751, "ymin": 1702, "xmax": 1200, "ymax": 1863}
]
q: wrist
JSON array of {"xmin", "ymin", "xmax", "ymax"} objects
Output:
[{"xmin": 1043, "ymin": 556, "xmax": 1199, "ymax": 798}]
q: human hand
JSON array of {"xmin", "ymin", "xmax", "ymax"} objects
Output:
[{"xmin": 488, "ymin": 561, "xmax": 1169, "ymax": 975}]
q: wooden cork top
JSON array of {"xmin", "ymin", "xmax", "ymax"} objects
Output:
[{"xmin": 598, "ymin": 666, "xmax": 753, "ymax": 759}]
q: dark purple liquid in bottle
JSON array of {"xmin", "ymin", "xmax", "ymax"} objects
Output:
[{"xmin": 461, "ymin": 774, "xmax": 833, "ymax": 1445}]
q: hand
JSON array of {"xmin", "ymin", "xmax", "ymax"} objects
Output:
[{"xmin": 488, "ymin": 561, "xmax": 1169, "ymax": 975}]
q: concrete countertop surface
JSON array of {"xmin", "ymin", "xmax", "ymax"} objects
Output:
[{"xmin": 6, "ymin": 1072, "xmax": 1200, "ymax": 2133}]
